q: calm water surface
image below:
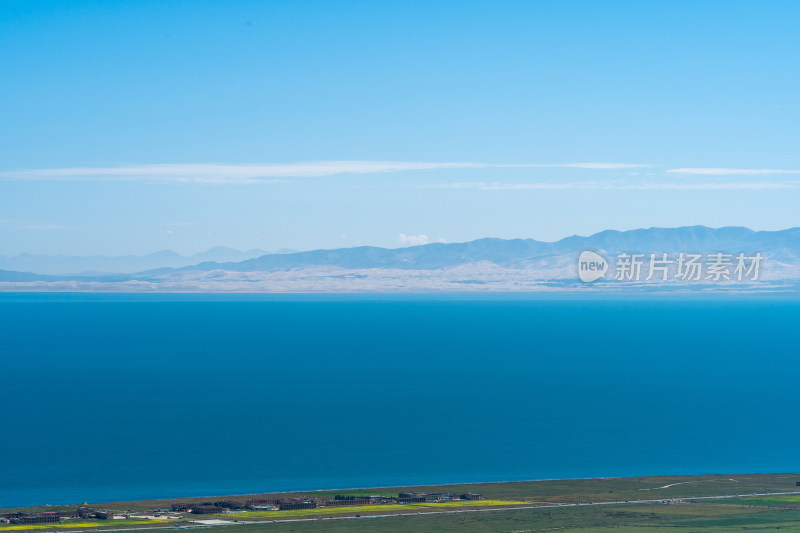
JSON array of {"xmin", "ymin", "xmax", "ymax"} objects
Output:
[{"xmin": 1, "ymin": 293, "xmax": 798, "ymax": 507}]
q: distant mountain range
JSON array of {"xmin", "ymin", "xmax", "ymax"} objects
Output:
[
  {"xmin": 151, "ymin": 225, "xmax": 800, "ymax": 273},
  {"xmin": 2, "ymin": 226, "xmax": 799, "ymax": 292},
  {"xmin": 0, "ymin": 246, "xmax": 296, "ymax": 275}
]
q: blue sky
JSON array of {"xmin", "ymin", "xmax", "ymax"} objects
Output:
[{"xmin": 1, "ymin": 0, "xmax": 799, "ymax": 255}]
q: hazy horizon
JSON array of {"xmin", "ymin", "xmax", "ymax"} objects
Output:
[{"xmin": 3, "ymin": 223, "xmax": 799, "ymax": 260}]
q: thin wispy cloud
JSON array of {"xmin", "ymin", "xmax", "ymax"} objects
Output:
[
  {"xmin": 504, "ymin": 163, "xmax": 651, "ymax": 170},
  {"xmin": 538, "ymin": 163, "xmax": 650, "ymax": 169},
  {"xmin": 667, "ymin": 168, "xmax": 800, "ymax": 176},
  {"xmin": 0, "ymin": 161, "xmax": 651, "ymax": 184},
  {"xmin": 422, "ymin": 180, "xmax": 800, "ymax": 191}
]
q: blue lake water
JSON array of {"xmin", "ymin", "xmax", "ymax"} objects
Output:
[{"xmin": 1, "ymin": 293, "xmax": 799, "ymax": 507}]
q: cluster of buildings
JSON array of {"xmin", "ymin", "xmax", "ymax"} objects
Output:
[
  {"xmin": 397, "ymin": 492, "xmax": 484, "ymax": 503},
  {"xmin": 170, "ymin": 492, "xmax": 484, "ymax": 514},
  {"xmin": 0, "ymin": 507, "xmax": 114, "ymax": 525},
  {"xmin": 0, "ymin": 512, "xmax": 62, "ymax": 525},
  {"xmin": 0, "ymin": 491, "xmax": 486, "ymax": 525},
  {"xmin": 171, "ymin": 500, "xmax": 246, "ymax": 514}
]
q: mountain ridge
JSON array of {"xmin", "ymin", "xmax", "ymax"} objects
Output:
[
  {"xmin": 154, "ymin": 225, "xmax": 800, "ymax": 274},
  {"xmin": 0, "ymin": 247, "xmax": 296, "ymax": 275},
  {"xmin": 2, "ymin": 226, "xmax": 800, "ymax": 289}
]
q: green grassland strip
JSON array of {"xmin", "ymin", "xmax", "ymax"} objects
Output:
[
  {"xmin": 7, "ymin": 502, "xmax": 800, "ymax": 532},
  {"xmin": 179, "ymin": 503, "xmax": 800, "ymax": 532},
  {"xmin": 710, "ymin": 494, "xmax": 800, "ymax": 507}
]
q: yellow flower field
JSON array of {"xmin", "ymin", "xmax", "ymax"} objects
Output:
[
  {"xmin": 225, "ymin": 499, "xmax": 526, "ymax": 519},
  {"xmin": 0, "ymin": 519, "xmax": 168, "ymax": 531}
]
